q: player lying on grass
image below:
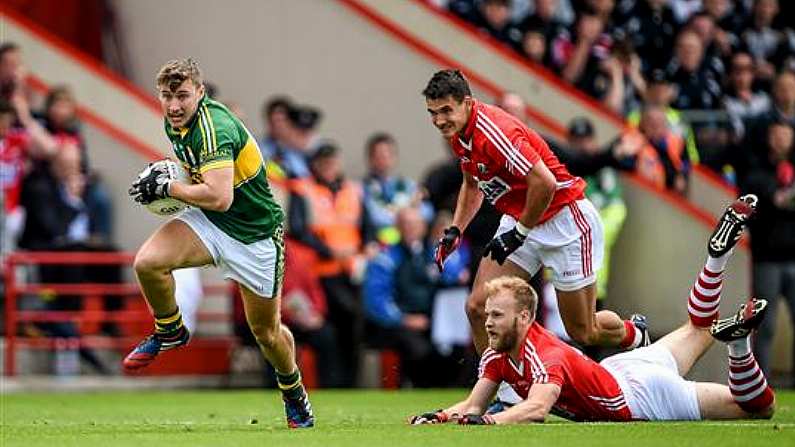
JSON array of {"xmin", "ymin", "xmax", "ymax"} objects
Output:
[{"xmin": 411, "ymin": 195, "xmax": 775, "ymax": 424}]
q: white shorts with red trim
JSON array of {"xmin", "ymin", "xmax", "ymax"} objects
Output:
[
  {"xmin": 496, "ymin": 198, "xmax": 604, "ymax": 291},
  {"xmin": 600, "ymin": 345, "xmax": 702, "ymax": 421}
]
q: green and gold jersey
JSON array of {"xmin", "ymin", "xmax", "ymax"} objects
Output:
[{"xmin": 164, "ymin": 95, "xmax": 283, "ymax": 244}]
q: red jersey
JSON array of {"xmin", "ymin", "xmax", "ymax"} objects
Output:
[
  {"xmin": 450, "ymin": 100, "xmax": 585, "ymax": 224},
  {"xmin": 479, "ymin": 322, "xmax": 632, "ymax": 422},
  {"xmin": 0, "ymin": 129, "xmax": 30, "ymax": 212}
]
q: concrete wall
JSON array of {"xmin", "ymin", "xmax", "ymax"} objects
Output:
[{"xmin": 111, "ymin": 0, "xmax": 456, "ymax": 179}]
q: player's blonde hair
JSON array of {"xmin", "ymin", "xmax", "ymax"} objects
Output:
[
  {"xmin": 484, "ymin": 276, "xmax": 537, "ymax": 317},
  {"xmin": 156, "ymin": 58, "xmax": 203, "ymax": 91}
]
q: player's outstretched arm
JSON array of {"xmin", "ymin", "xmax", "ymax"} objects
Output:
[
  {"xmin": 169, "ymin": 166, "xmax": 233, "ymax": 212},
  {"xmin": 491, "ymin": 383, "xmax": 560, "ymax": 424},
  {"xmin": 409, "ymin": 378, "xmax": 497, "ymax": 425}
]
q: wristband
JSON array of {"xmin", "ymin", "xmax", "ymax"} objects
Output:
[{"xmin": 515, "ymin": 221, "xmax": 531, "ymax": 237}]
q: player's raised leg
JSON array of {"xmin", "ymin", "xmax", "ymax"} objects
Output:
[
  {"xmin": 697, "ymin": 298, "xmax": 775, "ymax": 419},
  {"xmin": 123, "ymin": 220, "xmax": 212, "ymax": 370},
  {"xmin": 553, "ymin": 201, "xmax": 648, "ymax": 349},
  {"xmin": 240, "ymin": 285, "xmax": 314, "ymax": 428},
  {"xmin": 655, "ymin": 194, "xmax": 758, "ymax": 376}
]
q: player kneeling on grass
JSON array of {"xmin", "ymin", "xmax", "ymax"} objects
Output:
[
  {"xmin": 124, "ymin": 58, "xmax": 313, "ymax": 428},
  {"xmin": 411, "ymin": 195, "xmax": 775, "ymax": 424}
]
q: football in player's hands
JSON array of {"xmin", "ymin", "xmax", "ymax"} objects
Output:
[{"xmin": 130, "ymin": 159, "xmax": 190, "ymax": 216}]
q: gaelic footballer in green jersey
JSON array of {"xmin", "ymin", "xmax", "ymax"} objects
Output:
[{"xmin": 124, "ymin": 58, "xmax": 313, "ymax": 428}]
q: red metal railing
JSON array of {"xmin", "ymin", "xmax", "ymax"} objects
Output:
[{"xmin": 3, "ymin": 251, "xmax": 231, "ymax": 376}]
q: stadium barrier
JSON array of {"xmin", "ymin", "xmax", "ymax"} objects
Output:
[{"xmin": 3, "ymin": 251, "xmax": 234, "ymax": 376}]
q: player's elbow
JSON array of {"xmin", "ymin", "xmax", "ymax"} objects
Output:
[{"xmin": 209, "ymin": 193, "xmax": 233, "ymax": 212}]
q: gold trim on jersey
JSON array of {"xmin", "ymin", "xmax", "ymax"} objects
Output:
[
  {"xmin": 233, "ymin": 136, "xmax": 263, "ymax": 187},
  {"xmin": 199, "ymin": 159, "xmax": 234, "ymax": 174}
]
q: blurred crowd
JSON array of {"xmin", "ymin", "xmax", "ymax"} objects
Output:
[{"xmin": 2, "ymin": 0, "xmax": 795, "ymax": 388}]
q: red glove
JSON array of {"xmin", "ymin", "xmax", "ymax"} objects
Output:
[
  {"xmin": 458, "ymin": 414, "xmax": 496, "ymax": 425},
  {"xmin": 434, "ymin": 226, "xmax": 461, "ymax": 272}
]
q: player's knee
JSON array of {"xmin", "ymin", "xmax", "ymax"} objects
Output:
[
  {"xmin": 465, "ymin": 293, "xmax": 487, "ymax": 323},
  {"xmin": 249, "ymin": 322, "xmax": 281, "ymax": 349},
  {"xmin": 133, "ymin": 250, "xmax": 168, "ymax": 276}
]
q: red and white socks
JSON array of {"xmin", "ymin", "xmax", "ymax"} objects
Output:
[
  {"xmin": 727, "ymin": 337, "xmax": 775, "ymax": 413},
  {"xmin": 688, "ymin": 253, "xmax": 729, "ymax": 328}
]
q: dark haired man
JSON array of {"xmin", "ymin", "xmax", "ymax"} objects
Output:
[{"xmin": 423, "ymin": 70, "xmax": 649, "ymax": 406}]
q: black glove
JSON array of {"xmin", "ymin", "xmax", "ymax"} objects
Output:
[
  {"xmin": 482, "ymin": 226, "xmax": 527, "ymax": 265},
  {"xmin": 129, "ymin": 162, "xmax": 173, "ymax": 205},
  {"xmin": 434, "ymin": 226, "xmax": 462, "ymax": 272},
  {"xmin": 458, "ymin": 414, "xmax": 496, "ymax": 425},
  {"xmin": 409, "ymin": 410, "xmax": 449, "ymax": 425}
]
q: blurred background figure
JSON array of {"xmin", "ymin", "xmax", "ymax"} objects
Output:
[
  {"xmin": 288, "ymin": 142, "xmax": 367, "ymax": 387},
  {"xmin": 566, "ymin": 117, "xmax": 626, "ymax": 306},
  {"xmin": 742, "ymin": 120, "xmax": 795, "ymax": 387}
]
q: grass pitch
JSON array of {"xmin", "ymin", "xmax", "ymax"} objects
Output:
[{"xmin": 3, "ymin": 389, "xmax": 795, "ymax": 447}]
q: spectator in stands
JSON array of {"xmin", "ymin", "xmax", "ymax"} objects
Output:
[
  {"xmin": 279, "ymin": 239, "xmax": 344, "ymax": 388},
  {"xmin": 566, "ymin": 117, "xmax": 626, "ymax": 304},
  {"xmin": 613, "ymin": 1, "xmax": 678, "ymax": 71},
  {"xmin": 496, "ymin": 91, "xmax": 526, "ymax": 120},
  {"xmin": 724, "ymin": 51, "xmax": 771, "ymax": 141},
  {"xmin": 741, "ymin": 120, "xmax": 795, "ymax": 387},
  {"xmin": 17, "ymin": 144, "xmax": 112, "ymax": 374},
  {"xmin": 627, "ymin": 69, "xmax": 700, "ymax": 165},
  {"xmin": 669, "ymin": 0, "xmax": 703, "ymax": 24},
  {"xmin": 516, "ymin": 25, "xmax": 553, "ymax": 68},
  {"xmin": 0, "ymin": 42, "xmax": 26, "ymax": 104},
  {"xmin": 742, "ymin": 0, "xmax": 790, "ymax": 84},
  {"xmin": 633, "ymin": 104, "xmax": 690, "ymax": 193},
  {"xmin": 553, "ymin": 12, "xmax": 613, "ymax": 91},
  {"xmin": 702, "ymin": 0, "xmax": 749, "ymax": 41},
  {"xmin": 363, "ymin": 206, "xmax": 441, "ymax": 387},
  {"xmin": 665, "ymin": 29, "xmax": 723, "ymax": 110},
  {"xmin": 744, "ymin": 71, "xmax": 795, "ymax": 168},
  {"xmin": 516, "ymin": 0, "xmax": 566, "ymax": 65},
  {"xmin": 468, "ymin": 0, "xmax": 524, "ymax": 47},
  {"xmin": 39, "ymin": 86, "xmax": 114, "ymax": 243},
  {"xmin": 602, "ymin": 38, "xmax": 646, "ymax": 115},
  {"xmin": 288, "ymin": 142, "xmax": 366, "ymax": 386},
  {"xmin": 362, "ymin": 132, "xmax": 432, "ymax": 245},
  {"xmin": 685, "ymin": 12, "xmax": 731, "ymax": 67},
  {"xmin": 259, "ymin": 96, "xmax": 311, "ymax": 179}
]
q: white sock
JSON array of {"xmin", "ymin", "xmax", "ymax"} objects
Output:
[
  {"xmin": 706, "ymin": 252, "xmax": 731, "ymax": 273},
  {"xmin": 727, "ymin": 336, "xmax": 751, "ymax": 358}
]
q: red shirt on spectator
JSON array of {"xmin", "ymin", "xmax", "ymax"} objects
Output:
[
  {"xmin": 0, "ymin": 128, "xmax": 30, "ymax": 212},
  {"xmin": 449, "ymin": 99, "xmax": 585, "ymax": 224},
  {"xmin": 479, "ymin": 322, "xmax": 632, "ymax": 422}
]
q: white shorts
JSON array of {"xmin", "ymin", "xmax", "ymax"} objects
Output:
[
  {"xmin": 600, "ymin": 345, "xmax": 702, "ymax": 421},
  {"xmin": 177, "ymin": 208, "xmax": 284, "ymax": 298},
  {"xmin": 496, "ymin": 198, "xmax": 604, "ymax": 291}
]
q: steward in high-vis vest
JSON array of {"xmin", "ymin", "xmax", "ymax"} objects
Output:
[
  {"xmin": 287, "ymin": 143, "xmax": 365, "ymax": 278},
  {"xmin": 632, "ymin": 106, "xmax": 690, "ymax": 193},
  {"xmin": 286, "ymin": 142, "xmax": 367, "ymax": 387}
]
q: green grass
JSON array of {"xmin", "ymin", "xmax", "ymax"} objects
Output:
[{"xmin": 2, "ymin": 389, "xmax": 795, "ymax": 447}]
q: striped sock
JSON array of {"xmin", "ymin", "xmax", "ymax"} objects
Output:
[
  {"xmin": 688, "ymin": 257, "xmax": 725, "ymax": 327},
  {"xmin": 155, "ymin": 308, "xmax": 184, "ymax": 334},
  {"xmin": 618, "ymin": 320, "xmax": 641, "ymax": 349},
  {"xmin": 277, "ymin": 369, "xmax": 305, "ymax": 401},
  {"xmin": 728, "ymin": 339, "xmax": 775, "ymax": 414}
]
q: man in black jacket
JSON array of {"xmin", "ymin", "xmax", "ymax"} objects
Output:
[{"xmin": 741, "ymin": 119, "xmax": 795, "ymax": 386}]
